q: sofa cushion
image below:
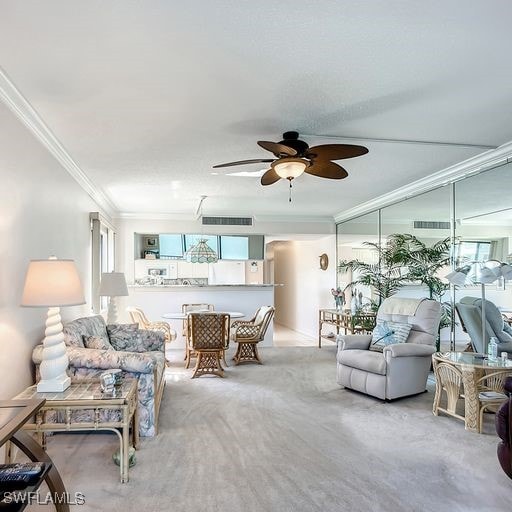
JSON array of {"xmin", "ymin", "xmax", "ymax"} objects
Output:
[
  {"xmin": 338, "ymin": 349, "xmax": 387, "ymax": 375},
  {"xmin": 370, "ymin": 321, "xmax": 412, "ymax": 352},
  {"xmin": 83, "ymin": 335, "xmax": 114, "ymax": 351},
  {"xmin": 107, "ymin": 324, "xmax": 139, "ymax": 351},
  {"xmin": 63, "ymin": 315, "xmax": 108, "ymax": 348}
]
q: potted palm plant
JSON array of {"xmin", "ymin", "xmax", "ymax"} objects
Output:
[{"xmin": 338, "ymin": 234, "xmax": 451, "ymax": 350}]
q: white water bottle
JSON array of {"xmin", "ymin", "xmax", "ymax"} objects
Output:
[{"xmin": 488, "ymin": 336, "xmax": 498, "ymax": 361}]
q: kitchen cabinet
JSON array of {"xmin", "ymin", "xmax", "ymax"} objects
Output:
[{"xmin": 176, "ymin": 261, "xmax": 209, "ymax": 278}]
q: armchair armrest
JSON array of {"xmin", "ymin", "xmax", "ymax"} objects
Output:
[
  {"xmin": 32, "ymin": 345, "xmax": 156, "ymax": 374},
  {"xmin": 337, "ymin": 335, "xmax": 372, "ymax": 351},
  {"xmin": 384, "ymin": 343, "xmax": 435, "ymax": 358}
]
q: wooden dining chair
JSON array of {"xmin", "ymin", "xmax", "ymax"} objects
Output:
[
  {"xmin": 182, "ymin": 303, "xmax": 214, "ymax": 368},
  {"xmin": 188, "ymin": 313, "xmax": 230, "ymax": 378}
]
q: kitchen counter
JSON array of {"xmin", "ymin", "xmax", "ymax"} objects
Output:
[{"xmin": 129, "ymin": 284, "xmax": 281, "ymax": 290}]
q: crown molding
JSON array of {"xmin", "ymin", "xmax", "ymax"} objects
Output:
[
  {"xmin": 334, "ymin": 141, "xmax": 512, "ymax": 223},
  {"xmin": 0, "ymin": 67, "xmax": 118, "ymax": 218},
  {"xmin": 116, "ymin": 212, "xmax": 196, "ymax": 221},
  {"xmin": 116, "ymin": 212, "xmax": 335, "ymax": 224},
  {"xmin": 254, "ymin": 214, "xmax": 334, "ymax": 224}
]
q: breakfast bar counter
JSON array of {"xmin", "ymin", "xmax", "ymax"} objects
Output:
[{"xmin": 121, "ymin": 285, "xmax": 281, "ymax": 347}]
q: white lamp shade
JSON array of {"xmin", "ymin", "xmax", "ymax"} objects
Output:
[
  {"xmin": 478, "ymin": 266, "xmax": 499, "ymax": 284},
  {"xmin": 445, "ymin": 268, "xmax": 470, "ymax": 286},
  {"xmin": 272, "ymin": 158, "xmax": 308, "ymax": 179},
  {"xmin": 21, "ymin": 259, "xmax": 85, "ymax": 307},
  {"xmin": 498, "ymin": 263, "xmax": 512, "ymax": 280},
  {"xmin": 99, "ymin": 272, "xmax": 129, "ymax": 297}
]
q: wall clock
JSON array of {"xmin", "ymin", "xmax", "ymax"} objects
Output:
[{"xmin": 319, "ymin": 253, "xmax": 329, "ymax": 271}]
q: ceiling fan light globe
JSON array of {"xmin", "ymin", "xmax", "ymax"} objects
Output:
[{"xmin": 272, "ymin": 158, "xmax": 308, "ymax": 180}]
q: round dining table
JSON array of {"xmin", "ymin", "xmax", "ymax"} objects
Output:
[{"xmin": 162, "ymin": 311, "xmax": 245, "ymax": 320}]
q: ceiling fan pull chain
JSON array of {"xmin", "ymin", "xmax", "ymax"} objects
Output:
[{"xmin": 289, "ymin": 179, "xmax": 293, "ymax": 202}]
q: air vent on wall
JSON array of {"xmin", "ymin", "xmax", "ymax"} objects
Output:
[
  {"xmin": 413, "ymin": 221, "xmax": 451, "ymax": 230},
  {"xmin": 202, "ymin": 216, "xmax": 253, "ymax": 226}
]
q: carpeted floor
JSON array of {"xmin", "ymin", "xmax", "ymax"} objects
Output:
[{"xmin": 29, "ymin": 347, "xmax": 512, "ymax": 512}]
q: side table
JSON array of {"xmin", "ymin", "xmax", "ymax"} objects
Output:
[
  {"xmin": 318, "ymin": 309, "xmax": 376, "ymax": 348},
  {"xmin": 1, "ymin": 399, "xmax": 68, "ymax": 511},
  {"xmin": 14, "ymin": 380, "xmax": 138, "ymax": 483},
  {"xmin": 432, "ymin": 352, "xmax": 512, "ymax": 433}
]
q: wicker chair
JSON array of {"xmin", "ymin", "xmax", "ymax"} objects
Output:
[
  {"xmin": 432, "ymin": 359, "xmax": 465, "ymax": 423},
  {"xmin": 476, "ymin": 371, "xmax": 509, "ymax": 434},
  {"xmin": 188, "ymin": 313, "xmax": 230, "ymax": 378},
  {"xmin": 182, "ymin": 303, "xmax": 215, "ymax": 368},
  {"xmin": 128, "ymin": 307, "xmax": 177, "ymax": 343},
  {"xmin": 128, "ymin": 307, "xmax": 177, "ymax": 367},
  {"xmin": 231, "ymin": 306, "xmax": 275, "ymax": 365}
]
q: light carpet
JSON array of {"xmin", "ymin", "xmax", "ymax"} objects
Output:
[{"xmin": 30, "ymin": 347, "xmax": 512, "ymax": 512}]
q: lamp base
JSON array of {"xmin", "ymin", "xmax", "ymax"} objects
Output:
[
  {"xmin": 106, "ymin": 297, "xmax": 118, "ymax": 324},
  {"xmin": 37, "ymin": 374, "xmax": 71, "ymax": 393}
]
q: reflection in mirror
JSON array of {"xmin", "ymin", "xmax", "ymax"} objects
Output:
[
  {"xmin": 336, "ymin": 211, "xmax": 380, "ymax": 311},
  {"xmin": 380, "ymin": 186, "xmax": 452, "ymax": 349},
  {"xmin": 454, "ymin": 161, "xmax": 512, "ymax": 349}
]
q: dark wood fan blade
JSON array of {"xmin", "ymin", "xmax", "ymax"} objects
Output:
[
  {"xmin": 213, "ymin": 158, "xmax": 275, "ymax": 168},
  {"xmin": 257, "ymin": 141, "xmax": 297, "ymax": 157},
  {"xmin": 306, "ymin": 144, "xmax": 368, "ymax": 160},
  {"xmin": 305, "ymin": 161, "xmax": 349, "ymax": 180},
  {"xmin": 260, "ymin": 168, "xmax": 281, "ymax": 186}
]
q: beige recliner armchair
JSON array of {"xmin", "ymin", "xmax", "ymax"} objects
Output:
[{"xmin": 336, "ymin": 298, "xmax": 441, "ymax": 400}]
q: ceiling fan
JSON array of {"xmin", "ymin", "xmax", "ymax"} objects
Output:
[{"xmin": 213, "ymin": 131, "xmax": 368, "ymax": 201}]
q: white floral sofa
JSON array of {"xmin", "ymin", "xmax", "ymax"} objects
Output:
[{"xmin": 32, "ymin": 315, "xmax": 165, "ymax": 437}]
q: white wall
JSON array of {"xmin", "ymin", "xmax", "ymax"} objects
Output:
[
  {"xmin": 0, "ymin": 102, "xmax": 102, "ymax": 400},
  {"xmin": 115, "ymin": 217, "xmax": 335, "ymax": 283},
  {"xmin": 272, "ymin": 236, "xmax": 336, "ymax": 338}
]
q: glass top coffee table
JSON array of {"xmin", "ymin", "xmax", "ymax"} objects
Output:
[{"xmin": 432, "ymin": 351, "xmax": 512, "ymax": 433}]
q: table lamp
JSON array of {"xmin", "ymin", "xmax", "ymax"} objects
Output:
[
  {"xmin": 446, "ymin": 260, "xmax": 512, "ymax": 355},
  {"xmin": 99, "ymin": 272, "xmax": 129, "ymax": 324},
  {"xmin": 21, "ymin": 257, "xmax": 85, "ymax": 392}
]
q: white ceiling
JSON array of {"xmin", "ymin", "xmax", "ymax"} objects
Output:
[{"xmin": 2, "ymin": 1, "xmax": 512, "ymax": 218}]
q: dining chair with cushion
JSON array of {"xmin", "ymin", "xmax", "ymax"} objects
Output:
[
  {"xmin": 231, "ymin": 306, "xmax": 275, "ymax": 365},
  {"xmin": 128, "ymin": 307, "xmax": 177, "ymax": 343},
  {"xmin": 182, "ymin": 303, "xmax": 215, "ymax": 368},
  {"xmin": 128, "ymin": 306, "xmax": 177, "ymax": 366},
  {"xmin": 188, "ymin": 313, "xmax": 230, "ymax": 378}
]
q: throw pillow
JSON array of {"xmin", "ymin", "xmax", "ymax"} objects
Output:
[
  {"xmin": 107, "ymin": 324, "xmax": 140, "ymax": 351},
  {"xmin": 83, "ymin": 335, "xmax": 114, "ymax": 351},
  {"xmin": 370, "ymin": 321, "xmax": 412, "ymax": 352}
]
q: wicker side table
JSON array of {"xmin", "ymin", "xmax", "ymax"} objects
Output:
[{"xmin": 14, "ymin": 379, "xmax": 138, "ymax": 483}]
